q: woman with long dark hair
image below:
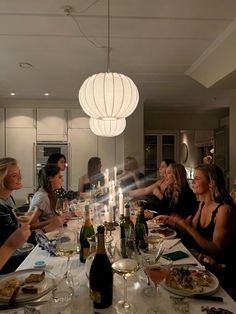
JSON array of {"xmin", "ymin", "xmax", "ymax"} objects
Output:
[
  {"xmin": 78, "ymin": 157, "xmax": 104, "ymax": 192},
  {"xmin": 30, "ymin": 164, "xmax": 67, "ymax": 232}
]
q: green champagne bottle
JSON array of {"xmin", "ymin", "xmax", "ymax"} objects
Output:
[
  {"xmin": 79, "ymin": 204, "xmax": 95, "ymax": 263},
  {"xmin": 135, "ymin": 205, "xmax": 148, "ymax": 250}
]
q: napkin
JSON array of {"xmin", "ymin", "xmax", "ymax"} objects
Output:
[
  {"xmin": 162, "ymin": 238, "xmax": 181, "ymax": 249},
  {"xmin": 35, "ymin": 230, "xmax": 57, "ymax": 256}
]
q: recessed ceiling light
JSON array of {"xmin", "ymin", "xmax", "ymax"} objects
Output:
[
  {"xmin": 44, "ymin": 93, "xmax": 49, "ymax": 96},
  {"xmin": 19, "ymin": 62, "xmax": 32, "ymax": 69},
  {"xmin": 10, "ymin": 92, "xmax": 15, "ymax": 96}
]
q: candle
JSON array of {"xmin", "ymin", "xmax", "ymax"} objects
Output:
[
  {"xmin": 119, "ymin": 188, "xmax": 124, "ymax": 216},
  {"xmin": 112, "ymin": 180, "xmax": 116, "ymax": 206},
  {"xmin": 114, "ymin": 166, "xmax": 117, "ymax": 186},
  {"xmin": 108, "ymin": 195, "xmax": 113, "ymax": 222},
  {"xmin": 105, "ymin": 169, "xmax": 109, "ymax": 187},
  {"xmin": 109, "ymin": 180, "xmax": 112, "ymax": 196},
  {"xmin": 104, "ymin": 204, "xmax": 108, "ymax": 222}
]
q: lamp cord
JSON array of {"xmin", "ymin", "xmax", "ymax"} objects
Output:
[{"xmin": 107, "ymin": 0, "xmax": 110, "ymax": 73}]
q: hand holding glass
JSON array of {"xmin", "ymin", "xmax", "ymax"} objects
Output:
[{"xmin": 12, "ymin": 206, "xmax": 38, "ymax": 225}]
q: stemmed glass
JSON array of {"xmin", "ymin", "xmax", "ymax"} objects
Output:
[
  {"xmin": 112, "ymin": 234, "xmax": 140, "ymax": 314},
  {"xmin": 12, "ymin": 205, "xmax": 38, "ymax": 225},
  {"xmin": 55, "ymin": 229, "xmax": 80, "ymax": 297},
  {"xmin": 54, "ymin": 198, "xmax": 69, "ymax": 216},
  {"xmin": 144, "ymin": 257, "xmax": 172, "ymax": 314}
]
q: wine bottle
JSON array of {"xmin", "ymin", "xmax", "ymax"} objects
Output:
[
  {"xmin": 79, "ymin": 204, "xmax": 95, "ymax": 263},
  {"xmin": 89, "ymin": 225, "xmax": 113, "ymax": 309},
  {"xmin": 135, "ymin": 205, "xmax": 148, "ymax": 250},
  {"xmin": 120, "ymin": 203, "xmax": 135, "ymax": 257}
]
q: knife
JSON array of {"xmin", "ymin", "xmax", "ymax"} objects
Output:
[{"xmin": 191, "ymin": 294, "xmax": 223, "ymax": 302}]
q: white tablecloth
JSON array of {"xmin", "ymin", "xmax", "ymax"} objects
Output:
[{"xmin": 1, "ymin": 228, "xmax": 236, "ymax": 314}]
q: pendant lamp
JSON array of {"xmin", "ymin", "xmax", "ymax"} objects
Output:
[
  {"xmin": 89, "ymin": 117, "xmax": 126, "ymax": 137},
  {"xmin": 78, "ymin": 0, "xmax": 139, "ymax": 135}
]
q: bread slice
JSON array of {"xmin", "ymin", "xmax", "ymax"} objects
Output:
[
  {"xmin": 21, "ymin": 285, "xmax": 38, "ymax": 294},
  {"xmin": 25, "ymin": 271, "xmax": 45, "ymax": 283}
]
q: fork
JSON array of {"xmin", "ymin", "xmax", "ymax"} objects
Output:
[{"xmin": 155, "ymin": 243, "xmax": 165, "ymax": 263}]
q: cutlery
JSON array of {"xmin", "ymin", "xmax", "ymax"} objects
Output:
[
  {"xmin": 171, "ymin": 294, "xmax": 223, "ymax": 302},
  {"xmin": 0, "ymin": 300, "xmax": 48, "ymax": 310},
  {"xmin": 172, "ymin": 263, "xmax": 199, "ymax": 267},
  {"xmin": 191, "ymin": 294, "xmax": 223, "ymax": 302}
]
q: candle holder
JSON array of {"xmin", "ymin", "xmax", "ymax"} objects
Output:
[
  {"xmin": 104, "ymin": 221, "xmax": 116, "ymax": 235},
  {"xmin": 113, "ymin": 206, "xmax": 119, "ymax": 226}
]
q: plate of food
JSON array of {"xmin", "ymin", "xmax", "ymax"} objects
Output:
[
  {"xmin": 0, "ymin": 269, "xmax": 56, "ymax": 303},
  {"xmin": 162, "ymin": 267, "xmax": 219, "ymax": 296},
  {"xmin": 149, "ymin": 227, "xmax": 177, "ymax": 239}
]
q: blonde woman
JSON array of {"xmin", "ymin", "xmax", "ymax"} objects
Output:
[
  {"xmin": 145, "ymin": 163, "xmax": 197, "ymax": 219},
  {"xmin": 156, "ymin": 164, "xmax": 236, "ymax": 261},
  {"xmin": 0, "ymin": 157, "xmax": 34, "ymax": 273},
  {"xmin": 119, "ymin": 157, "xmax": 145, "ymax": 192}
]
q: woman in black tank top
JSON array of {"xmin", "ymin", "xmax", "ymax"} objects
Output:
[{"xmin": 156, "ymin": 164, "xmax": 236, "ymax": 263}]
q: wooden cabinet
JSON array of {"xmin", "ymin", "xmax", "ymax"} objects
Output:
[{"xmin": 37, "ymin": 108, "xmax": 68, "ymax": 141}]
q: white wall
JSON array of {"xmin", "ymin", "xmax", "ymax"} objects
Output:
[
  {"xmin": 144, "ymin": 108, "xmax": 227, "ymax": 130},
  {"xmin": 124, "ymin": 102, "xmax": 144, "ymax": 171},
  {"xmin": 180, "ymin": 131, "xmax": 199, "ymax": 169}
]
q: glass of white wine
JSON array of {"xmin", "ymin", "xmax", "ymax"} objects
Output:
[
  {"xmin": 54, "ymin": 198, "xmax": 69, "ymax": 216},
  {"xmin": 54, "ymin": 229, "xmax": 80, "ymax": 306},
  {"xmin": 112, "ymin": 235, "xmax": 140, "ymax": 314},
  {"xmin": 12, "ymin": 205, "xmax": 38, "ymax": 226}
]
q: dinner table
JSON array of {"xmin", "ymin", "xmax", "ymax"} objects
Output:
[{"xmin": 0, "ymin": 219, "xmax": 235, "ymax": 314}]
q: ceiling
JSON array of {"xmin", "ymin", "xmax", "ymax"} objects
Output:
[{"xmin": 0, "ymin": 0, "xmax": 236, "ymax": 111}]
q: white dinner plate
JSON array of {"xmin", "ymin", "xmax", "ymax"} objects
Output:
[
  {"xmin": 161, "ymin": 268, "xmax": 219, "ymax": 297},
  {"xmin": 149, "ymin": 227, "xmax": 177, "ymax": 239},
  {"xmin": 0, "ymin": 269, "xmax": 56, "ymax": 303}
]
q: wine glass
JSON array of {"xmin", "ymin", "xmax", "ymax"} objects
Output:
[
  {"xmin": 54, "ymin": 198, "xmax": 69, "ymax": 216},
  {"xmin": 140, "ymin": 241, "xmax": 164, "ymax": 297},
  {"xmin": 112, "ymin": 234, "xmax": 140, "ymax": 314},
  {"xmin": 56, "ymin": 229, "xmax": 80, "ymax": 291},
  {"xmin": 12, "ymin": 205, "xmax": 38, "ymax": 225},
  {"xmin": 144, "ymin": 258, "xmax": 172, "ymax": 314}
]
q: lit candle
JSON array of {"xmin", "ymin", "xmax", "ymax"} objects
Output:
[
  {"xmin": 104, "ymin": 204, "xmax": 108, "ymax": 222},
  {"xmin": 109, "ymin": 180, "xmax": 112, "ymax": 196},
  {"xmin": 114, "ymin": 166, "xmax": 117, "ymax": 186},
  {"xmin": 119, "ymin": 188, "xmax": 124, "ymax": 216},
  {"xmin": 106, "ymin": 169, "xmax": 109, "ymax": 187},
  {"xmin": 112, "ymin": 180, "xmax": 116, "ymax": 206},
  {"xmin": 108, "ymin": 195, "xmax": 113, "ymax": 222}
]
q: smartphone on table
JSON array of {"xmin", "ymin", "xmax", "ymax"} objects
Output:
[{"xmin": 162, "ymin": 250, "xmax": 189, "ymax": 261}]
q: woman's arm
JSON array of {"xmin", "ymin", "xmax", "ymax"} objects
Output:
[
  {"xmin": 128, "ymin": 180, "xmax": 159, "ymax": 198},
  {"xmin": 0, "ymin": 225, "xmax": 30, "ymax": 270}
]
